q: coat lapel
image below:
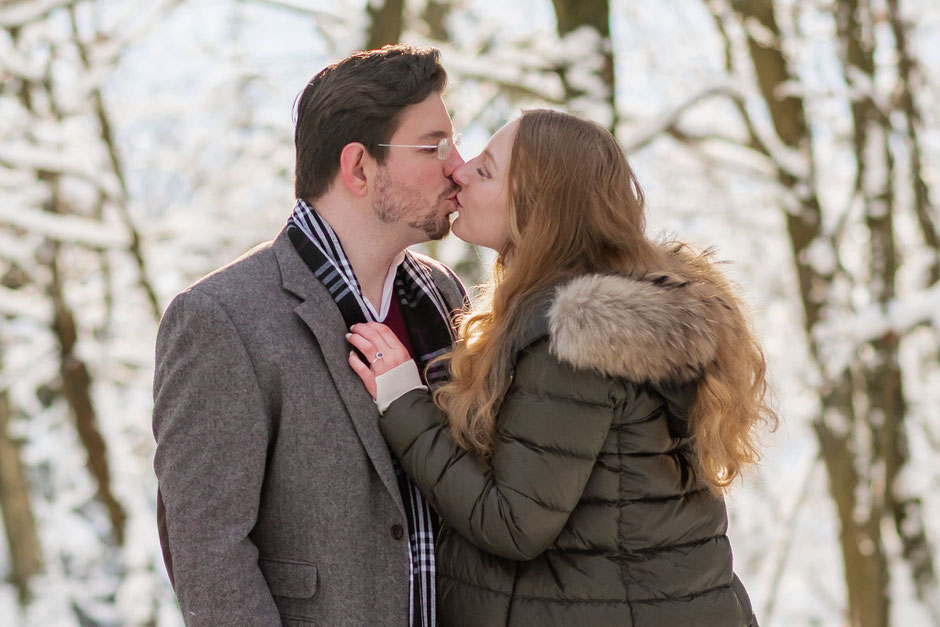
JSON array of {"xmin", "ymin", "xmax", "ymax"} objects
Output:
[{"xmin": 272, "ymin": 228, "xmax": 404, "ymax": 517}]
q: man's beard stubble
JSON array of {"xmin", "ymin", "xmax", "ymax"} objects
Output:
[{"xmin": 372, "ymin": 168, "xmax": 455, "ymax": 241}]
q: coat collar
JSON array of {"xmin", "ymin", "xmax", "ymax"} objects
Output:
[
  {"xmin": 546, "ymin": 272, "xmax": 722, "ymax": 384},
  {"xmin": 272, "ymin": 227, "xmax": 405, "ymax": 516}
]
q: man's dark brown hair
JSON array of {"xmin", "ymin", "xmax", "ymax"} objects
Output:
[{"xmin": 294, "ymin": 44, "xmax": 448, "ymax": 201}]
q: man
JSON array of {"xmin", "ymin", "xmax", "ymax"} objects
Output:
[{"xmin": 153, "ymin": 45, "xmax": 466, "ymax": 626}]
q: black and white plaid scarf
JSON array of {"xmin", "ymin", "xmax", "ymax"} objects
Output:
[{"xmin": 287, "ymin": 198, "xmax": 458, "ymax": 627}]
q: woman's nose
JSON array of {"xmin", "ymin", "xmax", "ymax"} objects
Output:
[
  {"xmin": 443, "ymin": 149, "xmax": 465, "ymax": 179},
  {"xmin": 451, "ymin": 161, "xmax": 470, "ymax": 186}
]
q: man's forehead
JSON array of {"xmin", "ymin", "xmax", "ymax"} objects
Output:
[
  {"xmin": 418, "ymin": 129, "xmax": 451, "ymax": 141},
  {"xmin": 393, "ymin": 95, "xmax": 454, "ymax": 139},
  {"xmin": 396, "ymin": 121, "xmax": 454, "ymax": 141}
]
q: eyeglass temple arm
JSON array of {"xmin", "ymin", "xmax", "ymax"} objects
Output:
[{"xmin": 376, "ymin": 144, "xmax": 438, "ymax": 148}]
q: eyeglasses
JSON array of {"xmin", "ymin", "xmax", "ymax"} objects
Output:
[{"xmin": 378, "ymin": 134, "xmax": 461, "ymax": 160}]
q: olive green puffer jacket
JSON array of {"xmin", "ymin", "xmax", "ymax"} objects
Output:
[{"xmin": 380, "ymin": 272, "xmax": 758, "ymax": 626}]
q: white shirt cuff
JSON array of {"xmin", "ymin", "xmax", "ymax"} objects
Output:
[{"xmin": 375, "ymin": 359, "xmax": 427, "ymax": 413}]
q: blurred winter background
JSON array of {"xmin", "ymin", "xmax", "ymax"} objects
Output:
[{"xmin": 1, "ymin": 0, "xmax": 939, "ymax": 624}]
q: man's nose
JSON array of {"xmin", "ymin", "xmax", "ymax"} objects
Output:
[{"xmin": 443, "ymin": 149, "xmax": 465, "ymax": 179}]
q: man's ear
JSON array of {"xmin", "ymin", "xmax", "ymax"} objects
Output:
[{"xmin": 339, "ymin": 143, "xmax": 371, "ymax": 197}]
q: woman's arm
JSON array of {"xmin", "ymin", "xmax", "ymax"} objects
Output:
[{"xmin": 381, "ymin": 338, "xmax": 622, "ymax": 561}]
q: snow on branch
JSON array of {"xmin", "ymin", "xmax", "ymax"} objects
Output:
[
  {"xmin": 0, "ymin": 42, "xmax": 46, "ymax": 83},
  {"xmin": 94, "ymin": 0, "xmax": 189, "ymax": 64},
  {"xmin": 433, "ymin": 41, "xmax": 567, "ymax": 104},
  {"xmin": 621, "ymin": 79, "xmax": 744, "ymax": 153},
  {"xmin": 239, "ymin": 0, "xmax": 329, "ymax": 16},
  {"xmin": 0, "ymin": 231, "xmax": 37, "ymax": 267},
  {"xmin": 673, "ymin": 86, "xmax": 810, "ymax": 183},
  {"xmin": 815, "ymin": 281, "xmax": 940, "ymax": 376},
  {"xmin": 742, "ymin": 16, "xmax": 779, "ymax": 49},
  {"xmin": 0, "ymin": 285, "xmax": 48, "ymax": 322},
  {"xmin": 0, "ymin": 0, "xmax": 76, "ymax": 28},
  {"xmin": 0, "ymin": 144, "xmax": 121, "ymax": 199},
  {"xmin": 0, "ymin": 205, "xmax": 128, "ymax": 249}
]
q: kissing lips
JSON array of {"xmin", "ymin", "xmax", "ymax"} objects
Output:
[
  {"xmin": 442, "ymin": 189, "xmax": 460, "ymax": 218},
  {"xmin": 449, "ymin": 194, "xmax": 462, "ymax": 223}
]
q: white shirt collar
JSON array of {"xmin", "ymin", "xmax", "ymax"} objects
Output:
[{"xmin": 364, "ymin": 251, "xmax": 406, "ymax": 321}]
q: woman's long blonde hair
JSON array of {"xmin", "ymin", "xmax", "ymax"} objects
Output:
[{"xmin": 434, "ymin": 109, "xmax": 776, "ymax": 493}]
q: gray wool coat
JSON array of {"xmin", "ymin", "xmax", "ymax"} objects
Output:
[{"xmin": 152, "ymin": 227, "xmax": 465, "ymax": 626}]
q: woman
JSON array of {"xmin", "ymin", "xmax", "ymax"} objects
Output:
[{"xmin": 347, "ymin": 109, "xmax": 775, "ymax": 626}]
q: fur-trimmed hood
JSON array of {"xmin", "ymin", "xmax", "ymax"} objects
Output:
[{"xmin": 545, "ymin": 269, "xmax": 729, "ymax": 384}]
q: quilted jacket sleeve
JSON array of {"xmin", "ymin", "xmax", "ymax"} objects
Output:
[{"xmin": 380, "ymin": 337, "xmax": 623, "ymax": 561}]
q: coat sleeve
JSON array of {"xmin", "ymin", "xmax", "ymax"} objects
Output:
[
  {"xmin": 380, "ymin": 337, "xmax": 622, "ymax": 561},
  {"xmin": 152, "ymin": 288, "xmax": 279, "ymax": 625}
]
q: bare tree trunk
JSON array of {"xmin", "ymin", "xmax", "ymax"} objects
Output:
[
  {"xmin": 68, "ymin": 7, "xmax": 161, "ymax": 323},
  {"xmin": 366, "ymin": 0, "xmax": 405, "ymax": 49},
  {"xmin": 836, "ymin": 0, "xmax": 938, "ymax": 620},
  {"xmin": 6, "ymin": 20, "xmax": 130, "ymax": 547},
  {"xmin": 698, "ymin": 0, "xmax": 940, "ymax": 623},
  {"xmin": 885, "ymin": 0, "xmax": 940, "ymax": 285},
  {"xmin": 720, "ymin": 1, "xmax": 907, "ymax": 624},
  {"xmin": 421, "ymin": 0, "xmax": 452, "ymax": 40},
  {"xmin": 834, "ymin": 1, "xmax": 892, "ymax": 623},
  {"xmin": 882, "ymin": 0, "xmax": 940, "ymax": 615},
  {"xmin": 0, "ymin": 349, "xmax": 43, "ymax": 603},
  {"xmin": 812, "ymin": 377, "xmax": 888, "ymax": 627},
  {"xmin": 47, "ymin": 245, "xmax": 127, "ymax": 545},
  {"xmin": 550, "ymin": 0, "xmax": 617, "ymax": 130}
]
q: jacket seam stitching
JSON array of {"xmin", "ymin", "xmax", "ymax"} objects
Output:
[
  {"xmin": 440, "ymin": 575, "xmax": 629, "ymax": 604},
  {"xmin": 629, "ymin": 581, "xmax": 734, "ymax": 604},
  {"xmin": 259, "ymin": 556, "xmax": 317, "ymax": 567},
  {"xmin": 625, "ymin": 534, "xmax": 727, "ymax": 556},
  {"xmin": 493, "ymin": 433, "xmax": 601, "ymax": 462},
  {"xmin": 616, "ymin": 410, "xmax": 634, "ymax": 619},
  {"xmin": 277, "ymin": 613, "xmax": 319, "ymax": 623},
  {"xmin": 512, "ymin": 596, "xmax": 630, "ymax": 603},
  {"xmin": 508, "ymin": 388, "xmax": 612, "ymax": 408},
  {"xmin": 623, "ymin": 487, "xmax": 709, "ymax": 504},
  {"xmin": 440, "ymin": 573, "xmax": 510, "ymax": 596}
]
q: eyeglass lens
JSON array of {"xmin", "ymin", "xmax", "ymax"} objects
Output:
[{"xmin": 437, "ymin": 135, "xmax": 461, "ymax": 160}]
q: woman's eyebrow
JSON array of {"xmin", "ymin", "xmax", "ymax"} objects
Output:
[{"xmin": 482, "ymin": 149, "xmax": 497, "ymax": 172}]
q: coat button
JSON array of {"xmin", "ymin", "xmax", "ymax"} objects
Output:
[{"xmin": 391, "ymin": 524, "xmax": 405, "ymax": 540}]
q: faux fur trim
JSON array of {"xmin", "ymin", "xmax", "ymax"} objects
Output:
[{"xmin": 548, "ymin": 272, "xmax": 723, "ymax": 383}]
